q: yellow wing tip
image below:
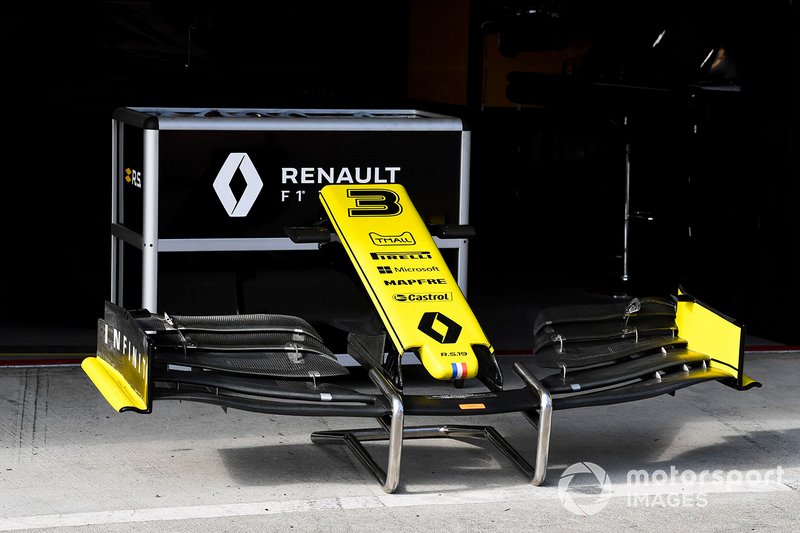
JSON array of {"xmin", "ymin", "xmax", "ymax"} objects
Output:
[{"xmin": 82, "ymin": 356, "xmax": 148, "ymax": 412}]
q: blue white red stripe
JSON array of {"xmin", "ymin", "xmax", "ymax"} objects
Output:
[{"xmin": 451, "ymin": 362, "xmax": 468, "ymax": 379}]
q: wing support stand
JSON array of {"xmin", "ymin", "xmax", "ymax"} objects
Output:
[{"xmin": 311, "ymin": 362, "xmax": 553, "ymax": 493}]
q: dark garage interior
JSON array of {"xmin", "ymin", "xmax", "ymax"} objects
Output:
[{"xmin": 0, "ymin": 0, "xmax": 797, "ymax": 357}]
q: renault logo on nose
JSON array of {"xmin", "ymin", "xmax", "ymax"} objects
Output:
[
  {"xmin": 418, "ymin": 312, "xmax": 462, "ymax": 343},
  {"xmin": 213, "ymin": 153, "xmax": 263, "ymax": 217}
]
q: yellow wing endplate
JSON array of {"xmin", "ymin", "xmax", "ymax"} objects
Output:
[
  {"xmin": 82, "ymin": 354, "xmax": 148, "ymax": 412},
  {"xmin": 675, "ymin": 288, "xmax": 760, "ymax": 390},
  {"xmin": 82, "ymin": 304, "xmax": 152, "ymax": 413},
  {"xmin": 319, "ymin": 184, "xmax": 492, "ymax": 381}
]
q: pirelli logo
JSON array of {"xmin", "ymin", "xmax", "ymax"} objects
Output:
[{"xmin": 370, "ymin": 251, "xmax": 433, "ymax": 260}]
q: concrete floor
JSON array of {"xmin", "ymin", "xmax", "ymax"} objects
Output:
[{"xmin": 1, "ymin": 351, "xmax": 798, "ymax": 532}]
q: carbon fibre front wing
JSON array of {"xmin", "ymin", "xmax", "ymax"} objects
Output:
[{"xmin": 82, "ymin": 184, "xmax": 760, "ymax": 493}]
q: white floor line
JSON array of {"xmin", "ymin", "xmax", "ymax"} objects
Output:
[
  {"xmin": 0, "ymin": 487, "xmax": 549, "ymax": 531},
  {"xmin": 0, "ymin": 479, "xmax": 793, "ymax": 531}
]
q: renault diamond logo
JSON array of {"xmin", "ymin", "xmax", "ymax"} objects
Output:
[
  {"xmin": 418, "ymin": 312, "xmax": 462, "ymax": 344},
  {"xmin": 213, "ymin": 153, "xmax": 263, "ymax": 217}
]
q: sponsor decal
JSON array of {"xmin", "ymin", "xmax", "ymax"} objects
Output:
[
  {"xmin": 383, "ymin": 278, "xmax": 446, "ymax": 286},
  {"xmin": 394, "ymin": 265, "xmax": 440, "ymax": 273},
  {"xmin": 378, "ymin": 265, "xmax": 441, "ymax": 275},
  {"xmin": 392, "ymin": 292, "xmax": 453, "ymax": 302},
  {"xmin": 370, "ymin": 251, "xmax": 432, "ymax": 260},
  {"xmin": 213, "ymin": 153, "xmax": 263, "ymax": 217},
  {"xmin": 102, "ymin": 323, "xmax": 147, "ymax": 375},
  {"xmin": 369, "ymin": 232, "xmax": 415, "ymax": 245},
  {"xmin": 418, "ymin": 312, "xmax": 462, "ymax": 343}
]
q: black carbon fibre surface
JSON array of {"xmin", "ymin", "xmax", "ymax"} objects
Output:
[
  {"xmin": 172, "ymin": 313, "xmax": 323, "ymax": 338},
  {"xmin": 552, "ymin": 367, "xmax": 733, "ymax": 410},
  {"xmin": 152, "ymin": 391, "xmax": 390, "ymax": 417},
  {"xmin": 541, "ymin": 348, "xmax": 710, "ymax": 393},
  {"xmin": 155, "ymin": 350, "xmax": 349, "ymax": 378},
  {"xmin": 534, "ymin": 335, "xmax": 688, "ymax": 368},
  {"xmin": 181, "ymin": 331, "xmax": 332, "ymax": 353},
  {"xmin": 533, "ymin": 315, "xmax": 678, "ymax": 352},
  {"xmin": 156, "ymin": 370, "xmax": 376, "ymax": 403},
  {"xmin": 532, "ymin": 296, "xmax": 677, "ymax": 335},
  {"xmin": 346, "ymin": 332, "xmax": 386, "ymax": 369}
]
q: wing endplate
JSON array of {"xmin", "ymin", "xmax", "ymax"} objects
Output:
[
  {"xmin": 675, "ymin": 288, "xmax": 760, "ymax": 390},
  {"xmin": 82, "ymin": 302, "xmax": 152, "ymax": 413}
]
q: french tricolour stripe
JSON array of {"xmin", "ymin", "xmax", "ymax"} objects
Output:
[{"xmin": 451, "ymin": 362, "xmax": 467, "ymax": 379}]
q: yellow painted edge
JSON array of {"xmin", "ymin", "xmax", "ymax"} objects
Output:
[
  {"xmin": 740, "ymin": 374, "xmax": 761, "ymax": 389},
  {"xmin": 676, "ymin": 300, "xmax": 741, "ymax": 380},
  {"xmin": 81, "ymin": 356, "xmax": 147, "ymax": 412}
]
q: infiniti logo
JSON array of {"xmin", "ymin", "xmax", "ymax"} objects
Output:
[{"xmin": 213, "ymin": 153, "xmax": 263, "ymax": 217}]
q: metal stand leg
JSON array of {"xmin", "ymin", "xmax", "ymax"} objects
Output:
[
  {"xmin": 311, "ymin": 368, "xmax": 404, "ymax": 493},
  {"xmin": 512, "ymin": 362, "xmax": 553, "ymax": 486}
]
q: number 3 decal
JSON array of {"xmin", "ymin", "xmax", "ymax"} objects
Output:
[{"xmin": 347, "ymin": 189, "xmax": 403, "ymax": 217}]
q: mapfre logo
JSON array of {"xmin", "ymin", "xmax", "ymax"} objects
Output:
[{"xmin": 213, "ymin": 153, "xmax": 263, "ymax": 217}]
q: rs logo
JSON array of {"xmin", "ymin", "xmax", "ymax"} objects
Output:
[{"xmin": 347, "ymin": 189, "xmax": 402, "ymax": 217}]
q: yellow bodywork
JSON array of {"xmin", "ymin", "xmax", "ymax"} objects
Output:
[
  {"xmin": 675, "ymin": 288, "xmax": 757, "ymax": 389},
  {"xmin": 82, "ymin": 313, "xmax": 151, "ymax": 413},
  {"xmin": 82, "ymin": 356, "xmax": 148, "ymax": 412},
  {"xmin": 320, "ymin": 184, "xmax": 492, "ymax": 380}
]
